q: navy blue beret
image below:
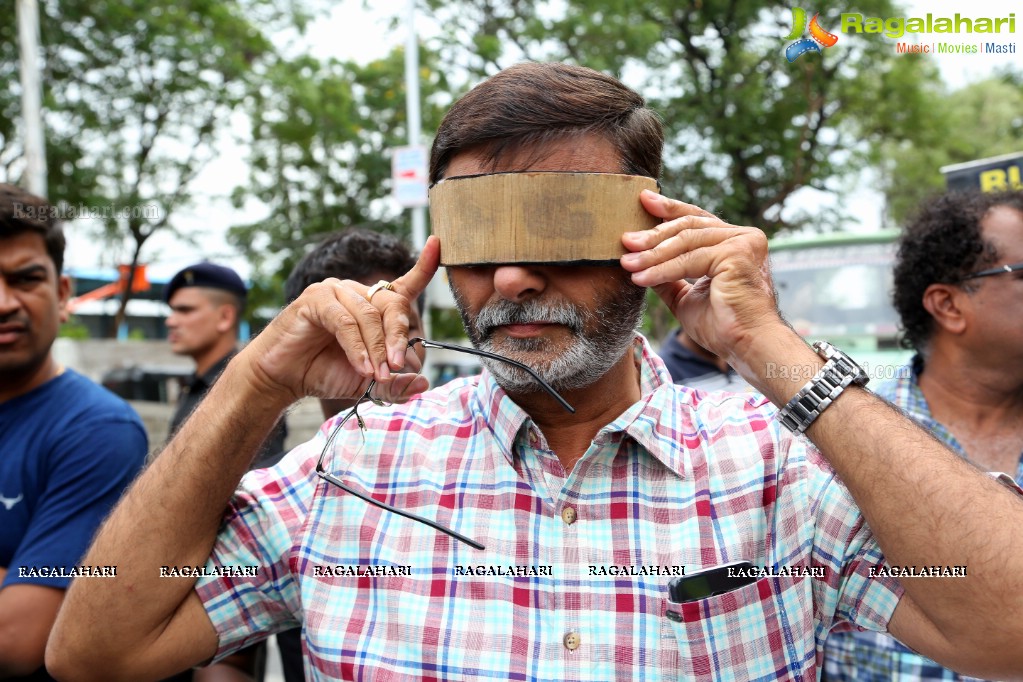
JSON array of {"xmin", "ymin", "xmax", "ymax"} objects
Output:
[{"xmin": 164, "ymin": 262, "xmax": 247, "ymax": 302}]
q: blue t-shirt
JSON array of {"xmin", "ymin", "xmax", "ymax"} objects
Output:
[{"xmin": 0, "ymin": 369, "xmax": 148, "ymax": 589}]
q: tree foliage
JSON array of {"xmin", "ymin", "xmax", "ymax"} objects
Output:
[
  {"xmin": 0, "ymin": 0, "xmax": 292, "ymax": 334},
  {"xmin": 423, "ymin": 0, "xmax": 940, "ymax": 235},
  {"xmin": 877, "ymin": 69, "xmax": 1023, "ymax": 226},
  {"xmin": 227, "ymin": 45, "xmax": 452, "ymax": 312}
]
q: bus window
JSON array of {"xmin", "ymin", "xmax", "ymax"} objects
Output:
[
  {"xmin": 772, "ymin": 241, "xmax": 901, "ymax": 339},
  {"xmin": 769, "ymin": 232, "xmax": 913, "ymax": 380}
]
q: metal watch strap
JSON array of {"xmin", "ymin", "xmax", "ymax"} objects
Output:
[{"xmin": 777, "ymin": 341, "xmax": 869, "ymax": 434}]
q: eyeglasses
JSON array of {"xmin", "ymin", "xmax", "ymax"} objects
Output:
[
  {"xmin": 315, "ymin": 336, "xmax": 575, "ymax": 550},
  {"xmin": 961, "ymin": 262, "xmax": 1023, "ymax": 281}
]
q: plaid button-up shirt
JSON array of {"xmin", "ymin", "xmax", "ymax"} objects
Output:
[
  {"xmin": 197, "ymin": 336, "xmax": 901, "ymax": 681},
  {"xmin": 823, "ymin": 356, "xmax": 1023, "ymax": 682}
]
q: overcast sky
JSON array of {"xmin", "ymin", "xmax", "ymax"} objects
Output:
[{"xmin": 62, "ymin": 0, "xmax": 1021, "ymax": 278}]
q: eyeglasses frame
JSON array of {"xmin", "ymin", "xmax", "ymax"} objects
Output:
[{"xmin": 960, "ymin": 262, "xmax": 1023, "ymax": 281}]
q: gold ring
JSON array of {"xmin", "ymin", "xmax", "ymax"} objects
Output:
[{"xmin": 366, "ymin": 280, "xmax": 395, "ymax": 302}]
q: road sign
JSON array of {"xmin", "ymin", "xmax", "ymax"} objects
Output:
[{"xmin": 392, "ymin": 144, "xmax": 429, "ymax": 208}]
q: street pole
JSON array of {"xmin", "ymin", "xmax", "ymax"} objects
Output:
[
  {"xmin": 404, "ymin": 0, "xmax": 434, "ymax": 344},
  {"xmin": 405, "ymin": 0, "xmax": 426, "ymax": 251},
  {"xmin": 17, "ymin": 0, "xmax": 47, "ymax": 197}
]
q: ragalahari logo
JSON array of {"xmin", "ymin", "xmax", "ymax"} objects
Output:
[{"xmin": 784, "ymin": 8, "xmax": 839, "ymax": 62}]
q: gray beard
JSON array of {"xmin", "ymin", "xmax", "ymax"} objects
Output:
[{"xmin": 451, "ymin": 282, "xmax": 646, "ymax": 393}]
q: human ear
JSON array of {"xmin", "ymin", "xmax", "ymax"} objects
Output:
[{"xmin": 921, "ymin": 283, "xmax": 966, "ymax": 335}]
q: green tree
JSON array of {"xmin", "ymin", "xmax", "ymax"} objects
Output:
[
  {"xmin": 877, "ymin": 70, "xmax": 1023, "ymax": 226},
  {"xmin": 0, "ymin": 1, "xmax": 296, "ymax": 335},
  {"xmin": 227, "ymin": 45, "xmax": 451, "ymax": 312},
  {"xmin": 423, "ymin": 0, "xmax": 940, "ymax": 232},
  {"xmin": 1, "ymin": 5, "xmax": 99, "ymax": 208}
]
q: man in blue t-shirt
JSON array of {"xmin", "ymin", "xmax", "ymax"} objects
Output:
[{"xmin": 0, "ymin": 184, "xmax": 147, "ymax": 680}]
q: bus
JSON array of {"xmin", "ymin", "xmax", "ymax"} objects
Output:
[{"xmin": 769, "ymin": 230, "xmax": 913, "ymax": 383}]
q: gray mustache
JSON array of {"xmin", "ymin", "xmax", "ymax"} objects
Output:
[{"xmin": 474, "ymin": 299, "xmax": 586, "ymax": 340}]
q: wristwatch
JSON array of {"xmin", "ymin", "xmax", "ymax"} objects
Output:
[{"xmin": 777, "ymin": 341, "xmax": 869, "ymax": 434}]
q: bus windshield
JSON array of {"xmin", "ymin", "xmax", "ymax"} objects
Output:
[{"xmin": 771, "ymin": 240, "xmax": 902, "ymax": 343}]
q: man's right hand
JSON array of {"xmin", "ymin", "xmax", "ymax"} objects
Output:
[
  {"xmin": 46, "ymin": 238, "xmax": 441, "ymax": 682},
  {"xmin": 242, "ymin": 236, "xmax": 440, "ymax": 407}
]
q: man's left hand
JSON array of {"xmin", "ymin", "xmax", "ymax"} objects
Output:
[{"xmin": 620, "ymin": 190, "xmax": 787, "ymax": 368}]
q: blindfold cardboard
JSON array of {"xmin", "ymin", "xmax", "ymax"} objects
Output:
[{"xmin": 429, "ymin": 172, "xmax": 660, "ymax": 265}]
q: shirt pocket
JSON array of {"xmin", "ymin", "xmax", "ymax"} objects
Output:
[{"xmin": 664, "ymin": 576, "xmax": 815, "ymax": 681}]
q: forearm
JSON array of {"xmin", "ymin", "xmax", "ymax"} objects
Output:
[
  {"xmin": 0, "ymin": 584, "xmax": 63, "ymax": 676},
  {"xmin": 738, "ymin": 326, "xmax": 1023, "ymax": 656},
  {"xmin": 48, "ymin": 354, "xmax": 291, "ymax": 671}
]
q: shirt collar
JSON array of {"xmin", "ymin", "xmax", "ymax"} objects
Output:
[
  {"xmin": 901, "ymin": 355, "xmax": 963, "ymax": 454},
  {"xmin": 473, "ymin": 363, "xmax": 529, "ymax": 466},
  {"xmin": 471, "ymin": 334, "xmax": 688, "ymax": 479},
  {"xmin": 618, "ymin": 337, "xmax": 690, "ymax": 479},
  {"xmin": 900, "ymin": 355, "xmax": 1023, "ymax": 482},
  {"xmin": 194, "ymin": 350, "xmax": 237, "ymax": 388}
]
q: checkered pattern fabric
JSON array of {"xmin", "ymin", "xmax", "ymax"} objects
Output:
[
  {"xmin": 823, "ymin": 357, "xmax": 1023, "ymax": 682},
  {"xmin": 196, "ymin": 336, "xmax": 901, "ymax": 681}
]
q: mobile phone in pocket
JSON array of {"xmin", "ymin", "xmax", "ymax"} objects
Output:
[{"xmin": 668, "ymin": 560, "xmax": 757, "ymax": 605}]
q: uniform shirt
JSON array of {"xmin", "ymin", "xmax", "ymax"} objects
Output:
[
  {"xmin": 823, "ymin": 356, "xmax": 1023, "ymax": 682},
  {"xmin": 196, "ymin": 337, "xmax": 901, "ymax": 681},
  {"xmin": 170, "ymin": 350, "xmax": 286, "ymax": 467}
]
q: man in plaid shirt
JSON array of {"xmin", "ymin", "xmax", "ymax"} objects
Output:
[
  {"xmin": 823, "ymin": 191, "xmax": 1023, "ymax": 681},
  {"xmin": 49, "ymin": 64, "xmax": 1023, "ymax": 681}
]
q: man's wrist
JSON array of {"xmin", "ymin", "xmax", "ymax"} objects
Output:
[
  {"xmin": 775, "ymin": 342, "xmax": 870, "ymax": 433},
  {"xmin": 725, "ymin": 323, "xmax": 824, "ymax": 406},
  {"xmin": 220, "ymin": 350, "xmax": 296, "ymax": 419}
]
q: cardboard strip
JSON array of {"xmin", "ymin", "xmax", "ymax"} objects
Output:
[{"xmin": 429, "ymin": 172, "xmax": 660, "ymax": 265}]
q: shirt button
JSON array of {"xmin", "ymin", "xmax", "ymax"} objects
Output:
[
  {"xmin": 561, "ymin": 506, "xmax": 577, "ymax": 525},
  {"xmin": 563, "ymin": 631, "xmax": 580, "ymax": 651}
]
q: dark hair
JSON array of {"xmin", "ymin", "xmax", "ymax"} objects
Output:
[
  {"xmin": 894, "ymin": 190, "xmax": 1023, "ymax": 351},
  {"xmin": 0, "ymin": 183, "xmax": 66, "ymax": 274},
  {"xmin": 285, "ymin": 228, "xmax": 421, "ymax": 310},
  {"xmin": 429, "ymin": 62, "xmax": 663, "ymax": 184}
]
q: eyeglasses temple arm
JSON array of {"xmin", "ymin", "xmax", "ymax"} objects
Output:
[
  {"xmin": 410, "ymin": 337, "xmax": 576, "ymax": 414},
  {"xmin": 962, "ymin": 263, "xmax": 1021, "ymax": 280},
  {"xmin": 318, "ymin": 471, "xmax": 485, "ymax": 550}
]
